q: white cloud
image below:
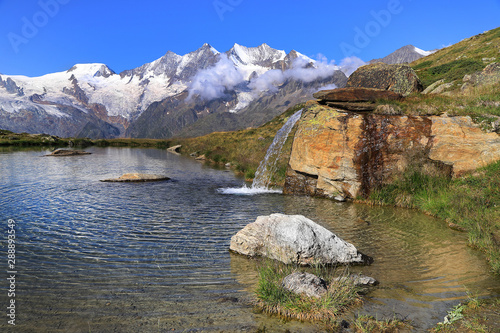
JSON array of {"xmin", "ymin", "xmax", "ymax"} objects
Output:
[
  {"xmin": 188, "ymin": 54, "xmax": 244, "ymax": 100},
  {"xmin": 187, "ymin": 52, "xmax": 366, "ymax": 102},
  {"xmin": 339, "ymin": 56, "xmax": 366, "ymax": 77}
]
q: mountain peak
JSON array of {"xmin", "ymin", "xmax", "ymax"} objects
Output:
[
  {"xmin": 369, "ymin": 45, "xmax": 435, "ymax": 64},
  {"xmin": 228, "ymin": 43, "xmax": 286, "ymax": 67},
  {"xmin": 67, "ymin": 63, "xmax": 115, "ymax": 78}
]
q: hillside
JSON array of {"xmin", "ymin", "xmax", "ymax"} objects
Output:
[{"xmin": 411, "ymin": 27, "xmax": 500, "ymax": 87}]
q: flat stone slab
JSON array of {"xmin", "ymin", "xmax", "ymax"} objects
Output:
[
  {"xmin": 314, "ymin": 87, "xmax": 403, "ymax": 102},
  {"xmin": 45, "ymin": 149, "xmax": 91, "ymax": 156},
  {"xmin": 100, "ymin": 173, "xmax": 170, "ymax": 182}
]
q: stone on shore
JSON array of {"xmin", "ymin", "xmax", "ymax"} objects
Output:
[
  {"xmin": 101, "ymin": 173, "xmax": 170, "ymax": 182},
  {"xmin": 229, "ymin": 214, "xmax": 371, "ymax": 265},
  {"xmin": 167, "ymin": 145, "xmax": 182, "ymax": 153},
  {"xmin": 282, "ymin": 272, "xmax": 327, "ymax": 298}
]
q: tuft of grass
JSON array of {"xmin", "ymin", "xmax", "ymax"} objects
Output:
[
  {"xmin": 254, "ymin": 259, "xmax": 362, "ymax": 328},
  {"xmin": 353, "ymin": 314, "xmax": 412, "ymax": 333},
  {"xmin": 431, "ymin": 293, "xmax": 498, "ymax": 333},
  {"xmin": 367, "ymin": 161, "xmax": 500, "ymax": 275}
]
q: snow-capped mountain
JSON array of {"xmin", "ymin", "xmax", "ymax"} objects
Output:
[
  {"xmin": 0, "ymin": 43, "xmax": 348, "ymax": 139},
  {"xmin": 369, "ymin": 45, "xmax": 436, "ymax": 64}
]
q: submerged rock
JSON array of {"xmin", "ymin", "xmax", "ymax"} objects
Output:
[
  {"xmin": 46, "ymin": 149, "xmax": 91, "ymax": 156},
  {"xmin": 334, "ymin": 274, "xmax": 378, "ymax": 287},
  {"xmin": 282, "ymin": 272, "xmax": 327, "ymax": 298},
  {"xmin": 101, "ymin": 173, "xmax": 170, "ymax": 182},
  {"xmin": 229, "ymin": 214, "xmax": 371, "ymax": 265}
]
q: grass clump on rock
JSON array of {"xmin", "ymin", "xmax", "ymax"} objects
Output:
[{"xmin": 254, "ymin": 259, "xmax": 362, "ymax": 328}]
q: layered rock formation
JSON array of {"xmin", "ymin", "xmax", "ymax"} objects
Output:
[
  {"xmin": 283, "ymin": 103, "xmax": 500, "ymax": 199},
  {"xmin": 313, "ymin": 87, "xmax": 403, "ymax": 111}
]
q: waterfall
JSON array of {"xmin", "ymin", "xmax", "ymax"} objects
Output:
[
  {"xmin": 218, "ymin": 109, "xmax": 303, "ymax": 195},
  {"xmin": 251, "ymin": 109, "xmax": 303, "ymax": 190}
]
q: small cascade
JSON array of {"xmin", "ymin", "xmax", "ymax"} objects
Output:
[
  {"xmin": 218, "ymin": 109, "xmax": 303, "ymax": 195},
  {"xmin": 251, "ymin": 109, "xmax": 303, "ymax": 190}
]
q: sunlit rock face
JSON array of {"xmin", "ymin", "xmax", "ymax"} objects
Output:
[{"xmin": 284, "ymin": 103, "xmax": 500, "ymax": 200}]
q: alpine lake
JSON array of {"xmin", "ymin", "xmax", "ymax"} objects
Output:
[{"xmin": 1, "ymin": 146, "xmax": 499, "ymax": 332}]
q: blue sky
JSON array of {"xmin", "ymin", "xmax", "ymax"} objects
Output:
[{"xmin": 1, "ymin": 0, "xmax": 499, "ymax": 77}]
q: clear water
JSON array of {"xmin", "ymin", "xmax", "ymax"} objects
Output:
[{"xmin": 0, "ymin": 147, "xmax": 498, "ymax": 332}]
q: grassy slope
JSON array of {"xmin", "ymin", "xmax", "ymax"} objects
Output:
[{"xmin": 411, "ymin": 26, "xmax": 500, "ymax": 88}]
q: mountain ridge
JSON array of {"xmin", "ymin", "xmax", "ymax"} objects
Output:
[{"xmin": 0, "ymin": 42, "xmax": 430, "ymax": 139}]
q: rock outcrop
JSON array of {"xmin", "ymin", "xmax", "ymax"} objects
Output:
[
  {"xmin": 284, "ymin": 104, "xmax": 500, "ymax": 199},
  {"xmin": 101, "ymin": 173, "xmax": 170, "ymax": 182},
  {"xmin": 282, "ymin": 272, "xmax": 327, "ymax": 298},
  {"xmin": 462, "ymin": 62, "xmax": 500, "ymax": 90},
  {"xmin": 229, "ymin": 213, "xmax": 370, "ymax": 265},
  {"xmin": 346, "ymin": 63, "xmax": 423, "ymax": 96}
]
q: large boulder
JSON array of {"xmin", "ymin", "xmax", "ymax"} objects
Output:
[
  {"xmin": 282, "ymin": 272, "xmax": 327, "ymax": 298},
  {"xmin": 346, "ymin": 63, "xmax": 423, "ymax": 96},
  {"xmin": 229, "ymin": 214, "xmax": 370, "ymax": 265}
]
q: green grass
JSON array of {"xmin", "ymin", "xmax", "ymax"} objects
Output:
[
  {"xmin": 374, "ymin": 80, "xmax": 500, "ymax": 131},
  {"xmin": 431, "ymin": 294, "xmax": 500, "ymax": 333},
  {"xmin": 254, "ymin": 259, "xmax": 362, "ymax": 328},
  {"xmin": 416, "ymin": 59, "xmax": 485, "ymax": 88},
  {"xmin": 367, "ymin": 161, "xmax": 500, "ymax": 275}
]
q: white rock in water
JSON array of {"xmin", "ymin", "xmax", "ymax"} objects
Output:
[{"xmin": 230, "ymin": 213, "xmax": 371, "ymax": 265}]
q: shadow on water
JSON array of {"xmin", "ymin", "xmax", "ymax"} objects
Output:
[{"xmin": 0, "ymin": 147, "xmax": 498, "ymax": 332}]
